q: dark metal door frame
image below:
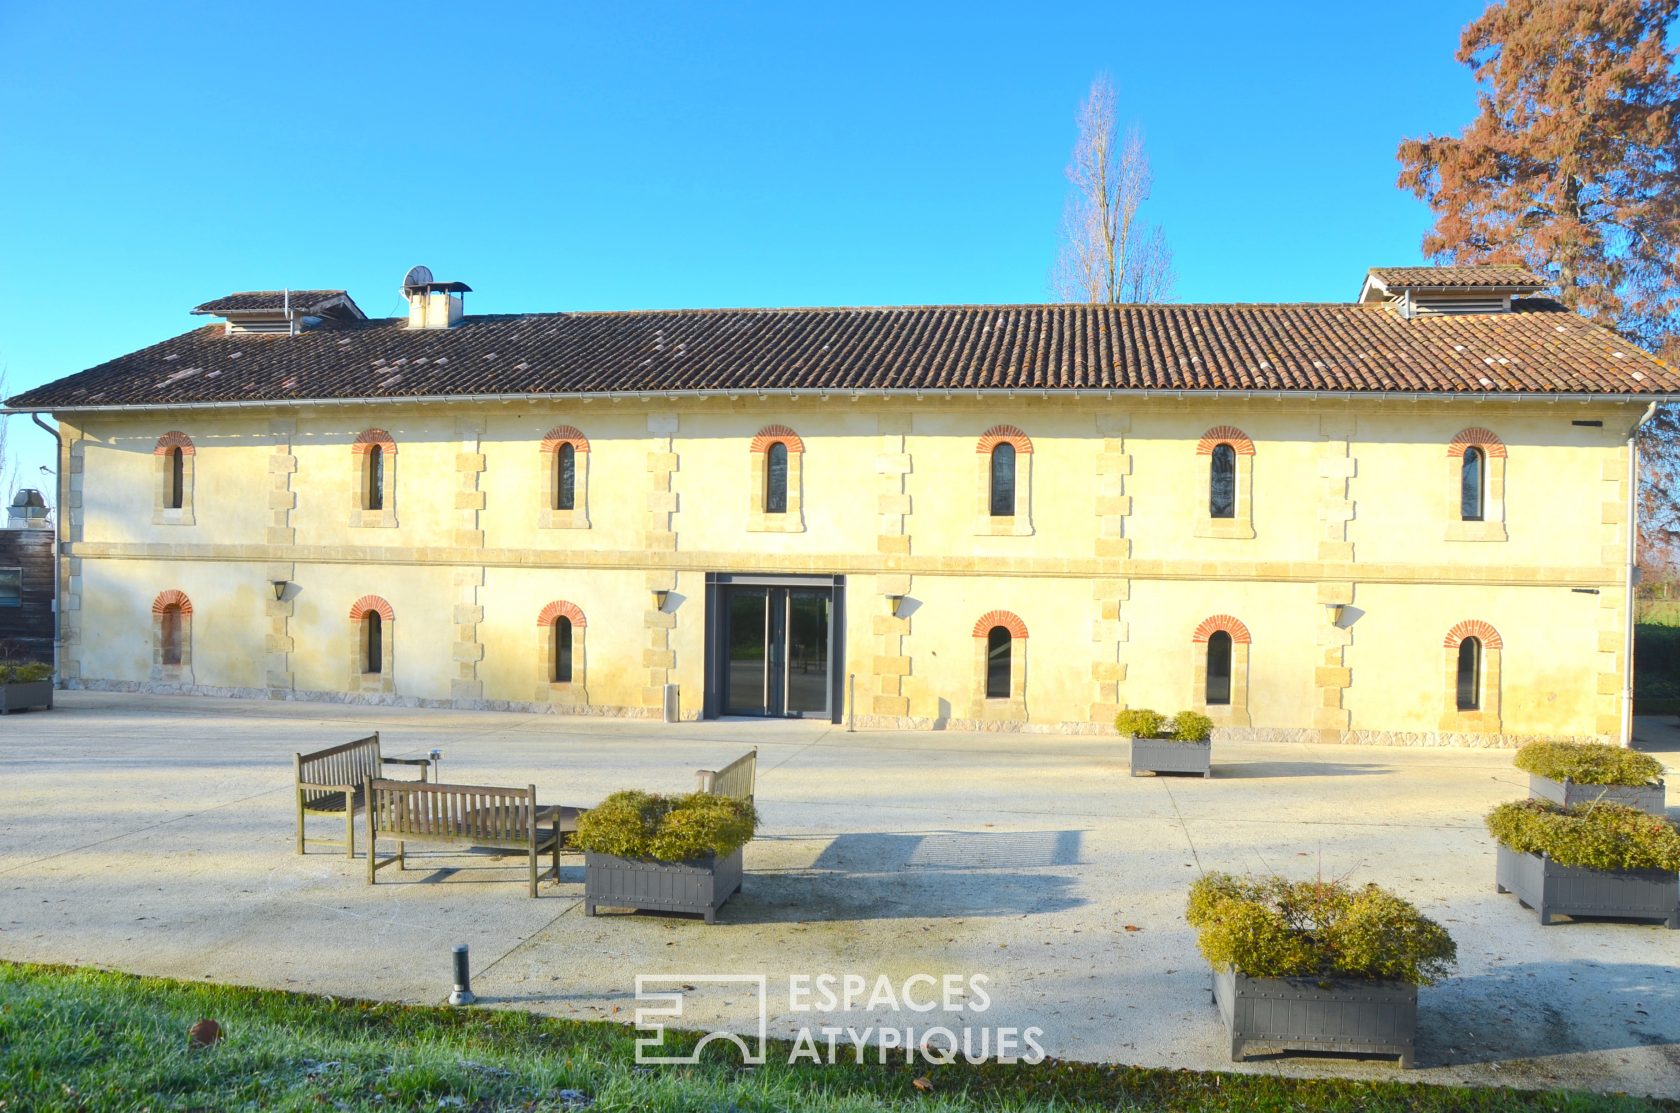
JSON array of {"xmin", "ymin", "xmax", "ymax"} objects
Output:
[{"xmin": 704, "ymin": 573, "xmax": 845, "ymax": 723}]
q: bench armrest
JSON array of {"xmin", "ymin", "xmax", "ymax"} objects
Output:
[
  {"xmin": 299, "ymin": 781, "xmax": 359, "ymax": 795},
  {"xmin": 382, "ymin": 757, "xmax": 431, "ymax": 767}
]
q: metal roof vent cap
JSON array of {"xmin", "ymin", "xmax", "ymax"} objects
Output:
[{"xmin": 402, "ymin": 265, "xmax": 472, "ymax": 330}]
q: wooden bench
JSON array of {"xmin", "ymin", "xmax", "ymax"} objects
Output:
[
  {"xmin": 696, "ymin": 747, "xmax": 756, "ymax": 804},
  {"xmin": 365, "ymin": 779, "xmax": 563, "ymax": 897},
  {"xmin": 294, "ymin": 733, "xmax": 432, "ymax": 857}
]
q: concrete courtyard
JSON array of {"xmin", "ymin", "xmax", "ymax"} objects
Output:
[{"xmin": 1, "ymin": 691, "xmax": 1676, "ymax": 1097}]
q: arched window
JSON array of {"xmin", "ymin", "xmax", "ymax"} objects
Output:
[
  {"xmin": 366, "ymin": 444, "xmax": 385, "ymax": 511},
  {"xmin": 1456, "ymin": 637, "xmax": 1481, "ymax": 710},
  {"xmin": 985, "ymin": 625, "xmax": 1012, "ymax": 698},
  {"xmin": 555, "ymin": 442, "xmax": 576, "ymax": 511},
  {"xmin": 766, "ymin": 441, "xmax": 789, "ymax": 514},
  {"xmin": 160, "ymin": 604, "xmax": 184, "ymax": 666},
  {"xmin": 1461, "ymin": 447, "xmax": 1484, "ymax": 522},
  {"xmin": 364, "ymin": 612, "xmax": 383, "ymax": 674},
  {"xmin": 553, "ymin": 616, "xmax": 574, "ymax": 683},
  {"xmin": 989, "ymin": 443, "xmax": 1016, "ymax": 517},
  {"xmin": 1205, "ymin": 630, "xmax": 1233, "ymax": 705},
  {"xmin": 1209, "ymin": 443, "xmax": 1236, "ymax": 519},
  {"xmin": 166, "ymin": 447, "xmax": 185, "ymax": 510}
]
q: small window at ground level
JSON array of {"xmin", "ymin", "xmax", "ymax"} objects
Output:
[
  {"xmin": 766, "ymin": 442, "xmax": 788, "ymax": 514},
  {"xmin": 1206, "ymin": 631, "xmax": 1232, "ymax": 705},
  {"xmin": 989, "ymin": 444, "xmax": 1015, "ymax": 517},
  {"xmin": 985, "ymin": 625, "xmax": 1011, "ymax": 698},
  {"xmin": 365, "ymin": 612, "xmax": 383, "ymax": 674},
  {"xmin": 160, "ymin": 605, "xmax": 183, "ymax": 666},
  {"xmin": 553, "ymin": 616, "xmax": 574, "ymax": 683},
  {"xmin": 1461, "ymin": 448, "xmax": 1484, "ymax": 522},
  {"xmin": 0, "ymin": 567, "xmax": 19, "ymax": 606},
  {"xmin": 1210, "ymin": 444, "xmax": 1236, "ymax": 519},
  {"xmin": 1456, "ymin": 637, "xmax": 1481, "ymax": 710}
]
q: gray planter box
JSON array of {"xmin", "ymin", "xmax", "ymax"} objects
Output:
[
  {"xmin": 1496, "ymin": 844, "xmax": 1679, "ymax": 928},
  {"xmin": 1528, "ymin": 773, "xmax": 1665, "ymax": 816},
  {"xmin": 1130, "ymin": 735, "xmax": 1211, "ymax": 778},
  {"xmin": 584, "ymin": 847, "xmax": 743, "ymax": 924},
  {"xmin": 1211, "ymin": 964, "xmax": 1416, "ymax": 1067},
  {"xmin": 0, "ymin": 680, "xmax": 52, "ymax": 714}
]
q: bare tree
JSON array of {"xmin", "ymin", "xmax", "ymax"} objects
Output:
[{"xmin": 1053, "ymin": 75, "xmax": 1174, "ymax": 304}]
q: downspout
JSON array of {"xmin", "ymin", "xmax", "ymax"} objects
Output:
[
  {"xmin": 1623, "ymin": 402, "xmax": 1658, "ymax": 746},
  {"xmin": 30, "ymin": 413, "xmax": 62, "ymax": 686}
]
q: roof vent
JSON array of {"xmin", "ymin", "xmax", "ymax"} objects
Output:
[
  {"xmin": 192, "ymin": 290, "xmax": 366, "ymax": 335},
  {"xmin": 1359, "ymin": 265, "xmax": 1546, "ymax": 319},
  {"xmin": 402, "ymin": 266, "xmax": 472, "ymax": 330}
]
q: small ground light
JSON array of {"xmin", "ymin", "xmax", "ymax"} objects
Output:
[
  {"xmin": 449, "ymin": 944, "xmax": 475, "ymax": 1006},
  {"xmin": 430, "ymin": 748, "xmax": 442, "ymax": 780}
]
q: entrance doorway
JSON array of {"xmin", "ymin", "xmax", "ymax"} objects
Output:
[{"xmin": 704, "ymin": 574, "xmax": 845, "ymax": 721}]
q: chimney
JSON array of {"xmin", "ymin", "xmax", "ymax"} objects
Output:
[
  {"xmin": 401, "ymin": 265, "xmax": 472, "ymax": 329},
  {"xmin": 7, "ymin": 489, "xmax": 49, "ymax": 530}
]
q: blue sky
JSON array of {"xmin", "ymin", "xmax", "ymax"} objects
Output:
[{"xmin": 0, "ymin": 1, "xmax": 1490, "ymax": 487}]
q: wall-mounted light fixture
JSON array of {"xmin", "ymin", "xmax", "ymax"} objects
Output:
[
  {"xmin": 1323, "ymin": 601, "xmax": 1346, "ymax": 625},
  {"xmin": 652, "ymin": 588, "xmax": 670, "ymax": 611},
  {"xmin": 270, "ymin": 579, "xmax": 289, "ymax": 602},
  {"xmin": 887, "ymin": 594, "xmax": 905, "ymax": 618}
]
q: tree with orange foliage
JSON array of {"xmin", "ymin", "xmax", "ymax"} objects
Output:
[{"xmin": 1398, "ymin": 0, "xmax": 1680, "ymax": 566}]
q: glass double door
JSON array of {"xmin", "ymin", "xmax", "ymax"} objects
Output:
[{"xmin": 723, "ymin": 586, "xmax": 831, "ymax": 718}]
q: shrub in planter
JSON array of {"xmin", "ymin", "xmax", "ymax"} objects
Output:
[
  {"xmin": 1186, "ymin": 873, "xmax": 1456, "ymax": 1066},
  {"xmin": 1513, "ymin": 741, "xmax": 1665, "ymax": 814},
  {"xmin": 0, "ymin": 660, "xmax": 53, "ymax": 713},
  {"xmin": 1486, "ymin": 800, "xmax": 1680, "ymax": 927},
  {"xmin": 575, "ymin": 791, "xmax": 757, "ymax": 923},
  {"xmin": 1123, "ymin": 709, "xmax": 1212, "ymax": 777}
]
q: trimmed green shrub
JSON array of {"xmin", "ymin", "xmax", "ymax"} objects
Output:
[
  {"xmin": 575, "ymin": 790, "xmax": 756, "ymax": 862},
  {"xmin": 1485, "ymin": 798, "xmax": 1680, "ymax": 872},
  {"xmin": 1171, "ymin": 711, "xmax": 1214, "ymax": 743},
  {"xmin": 0, "ymin": 662, "xmax": 51, "ymax": 684},
  {"xmin": 1185, "ymin": 873, "xmax": 1456, "ymax": 986},
  {"xmin": 1114, "ymin": 708, "xmax": 1166, "ymax": 738},
  {"xmin": 1512, "ymin": 740, "xmax": 1663, "ymax": 787}
]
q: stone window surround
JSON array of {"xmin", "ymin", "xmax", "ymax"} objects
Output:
[
  {"xmin": 539, "ymin": 425, "xmax": 591, "ymax": 529},
  {"xmin": 350, "ymin": 429, "xmax": 398, "ymax": 529},
  {"xmin": 749, "ymin": 424, "xmax": 805, "ymax": 533},
  {"xmin": 970, "ymin": 609, "xmax": 1028, "ymax": 721},
  {"xmin": 1194, "ymin": 426, "xmax": 1255, "ymax": 539},
  {"xmin": 1446, "ymin": 428, "xmax": 1507, "ymax": 542},
  {"xmin": 1441, "ymin": 619, "xmax": 1503, "ymax": 732},
  {"xmin": 1191, "ymin": 613, "xmax": 1252, "ymax": 727},
  {"xmin": 152, "ymin": 432, "xmax": 196, "ymax": 526},
  {"xmin": 974, "ymin": 425, "xmax": 1033, "ymax": 536},
  {"xmin": 348, "ymin": 594, "xmax": 396, "ymax": 694},
  {"xmin": 150, "ymin": 588, "xmax": 194, "ymax": 685},
  {"xmin": 535, "ymin": 599, "xmax": 589, "ymax": 706}
]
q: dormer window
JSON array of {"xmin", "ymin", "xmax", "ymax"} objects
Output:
[
  {"xmin": 190, "ymin": 290, "xmax": 366, "ymax": 335},
  {"xmin": 1359, "ymin": 264, "xmax": 1545, "ymax": 318}
]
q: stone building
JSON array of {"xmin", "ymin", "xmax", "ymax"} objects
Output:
[{"xmin": 6, "ymin": 264, "xmax": 1676, "ymax": 745}]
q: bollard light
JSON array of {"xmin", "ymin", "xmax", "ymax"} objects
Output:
[{"xmin": 449, "ymin": 944, "xmax": 476, "ymax": 1006}]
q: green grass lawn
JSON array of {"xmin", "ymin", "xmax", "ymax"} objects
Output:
[{"xmin": 1, "ymin": 963, "xmax": 1673, "ymax": 1112}]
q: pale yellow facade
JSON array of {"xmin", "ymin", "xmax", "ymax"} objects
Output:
[{"xmin": 49, "ymin": 393, "xmax": 1642, "ymax": 746}]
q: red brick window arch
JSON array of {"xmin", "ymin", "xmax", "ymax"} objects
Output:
[
  {"xmin": 1196, "ymin": 427, "xmax": 1255, "ymax": 531},
  {"xmin": 1442, "ymin": 620, "xmax": 1503, "ymax": 730},
  {"xmin": 536, "ymin": 600, "xmax": 589, "ymax": 702},
  {"xmin": 976, "ymin": 426, "xmax": 1034, "ymax": 531},
  {"xmin": 540, "ymin": 425, "xmax": 590, "ymax": 521},
  {"xmin": 348, "ymin": 595, "xmax": 395, "ymax": 691},
  {"xmin": 1191, "ymin": 614, "xmax": 1252, "ymax": 725},
  {"xmin": 151, "ymin": 589, "xmax": 194, "ymax": 677},
  {"xmin": 153, "ymin": 432, "xmax": 197, "ymax": 521},
  {"xmin": 750, "ymin": 425, "xmax": 805, "ymax": 530},
  {"xmin": 351, "ymin": 429, "xmax": 398, "ymax": 524}
]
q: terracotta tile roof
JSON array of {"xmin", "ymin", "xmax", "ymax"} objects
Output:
[
  {"xmin": 192, "ymin": 290, "xmax": 349, "ymax": 315},
  {"xmin": 1367, "ymin": 265, "xmax": 1543, "ymax": 289},
  {"xmin": 8, "ymin": 300, "xmax": 1678, "ymax": 411}
]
